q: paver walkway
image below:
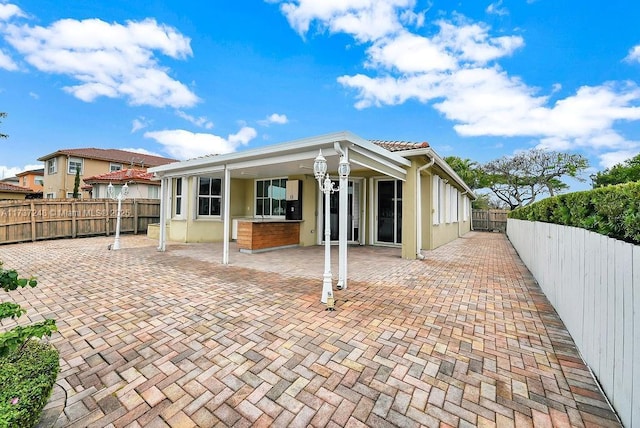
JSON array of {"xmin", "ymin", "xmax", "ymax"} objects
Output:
[{"xmin": 1, "ymin": 232, "xmax": 620, "ymax": 427}]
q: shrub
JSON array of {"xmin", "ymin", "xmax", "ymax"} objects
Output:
[
  {"xmin": 509, "ymin": 181, "xmax": 640, "ymax": 245},
  {"xmin": 0, "ymin": 340, "xmax": 59, "ymax": 428},
  {"xmin": 0, "ymin": 261, "xmax": 58, "ymax": 428}
]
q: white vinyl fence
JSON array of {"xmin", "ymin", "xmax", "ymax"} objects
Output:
[{"xmin": 507, "ymin": 219, "xmax": 639, "ymax": 427}]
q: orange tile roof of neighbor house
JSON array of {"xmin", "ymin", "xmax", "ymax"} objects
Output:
[
  {"xmin": 83, "ymin": 169, "xmax": 157, "ymax": 184},
  {"xmin": 0, "ymin": 182, "xmax": 33, "ymax": 194},
  {"xmin": 370, "ymin": 140, "xmax": 430, "ymax": 152},
  {"xmin": 37, "ymin": 148, "xmax": 177, "ymax": 167}
]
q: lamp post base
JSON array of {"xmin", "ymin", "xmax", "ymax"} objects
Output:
[{"xmin": 321, "ymin": 273, "xmax": 333, "ymax": 304}]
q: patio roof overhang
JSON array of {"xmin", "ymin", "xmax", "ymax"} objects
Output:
[{"xmin": 148, "ymin": 131, "xmax": 411, "ymax": 181}]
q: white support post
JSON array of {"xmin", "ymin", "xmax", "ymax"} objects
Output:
[
  {"xmin": 337, "ymin": 153, "xmax": 350, "ymax": 290},
  {"xmin": 222, "ymin": 166, "xmax": 231, "ymax": 265},
  {"xmin": 158, "ymin": 177, "xmax": 167, "ymax": 251}
]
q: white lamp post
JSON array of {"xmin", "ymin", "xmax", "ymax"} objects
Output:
[
  {"xmin": 107, "ymin": 182, "xmax": 129, "ymax": 250},
  {"xmin": 314, "ymin": 150, "xmax": 338, "ymax": 305}
]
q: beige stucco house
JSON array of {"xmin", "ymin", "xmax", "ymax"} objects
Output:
[
  {"xmin": 148, "ymin": 131, "xmax": 476, "ymax": 273},
  {"xmin": 83, "ymin": 169, "xmax": 161, "ymax": 200},
  {"xmin": 37, "ymin": 148, "xmax": 176, "ymax": 199}
]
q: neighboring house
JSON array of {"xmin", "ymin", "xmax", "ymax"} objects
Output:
[
  {"xmin": 83, "ymin": 169, "xmax": 160, "ymax": 199},
  {"xmin": 0, "ymin": 182, "xmax": 33, "ymax": 200},
  {"xmin": 37, "ymin": 148, "xmax": 176, "ymax": 199},
  {"xmin": 15, "ymin": 168, "xmax": 44, "ymax": 193},
  {"xmin": 149, "ymin": 131, "xmax": 476, "ymax": 272}
]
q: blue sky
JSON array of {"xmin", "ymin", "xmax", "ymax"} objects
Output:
[{"xmin": 1, "ymin": 0, "xmax": 639, "ymax": 191}]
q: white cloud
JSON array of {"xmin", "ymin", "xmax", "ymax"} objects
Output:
[
  {"xmin": 131, "ymin": 117, "xmax": 151, "ymax": 133},
  {"xmin": 28, "ymin": 91, "xmax": 38, "ymax": 99},
  {"xmin": 2, "ymin": 16, "xmax": 198, "ymax": 108},
  {"xmin": 144, "ymin": 126, "xmax": 257, "ymax": 159},
  {"xmin": 0, "ymin": 49, "xmax": 17, "ymax": 70},
  {"xmin": 258, "ymin": 113, "xmax": 289, "ymax": 126},
  {"xmin": 278, "ymin": 0, "xmax": 417, "ymax": 42},
  {"xmin": 277, "ymin": 2, "xmax": 639, "ymax": 166},
  {"xmin": 486, "ymin": 1, "xmax": 508, "ymax": 16},
  {"xmin": 119, "ymin": 147, "xmax": 165, "ymax": 158},
  {"xmin": 625, "ymin": 45, "xmax": 640, "ymax": 63},
  {"xmin": 0, "ymin": 3, "xmax": 26, "ymax": 21},
  {"xmin": 598, "ymin": 149, "xmax": 640, "ymax": 168},
  {"xmin": 175, "ymin": 110, "xmax": 214, "ymax": 129},
  {"xmin": 0, "ymin": 163, "xmax": 42, "ymax": 179}
]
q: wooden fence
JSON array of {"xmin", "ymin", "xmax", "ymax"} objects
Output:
[
  {"xmin": 507, "ymin": 219, "xmax": 639, "ymax": 427},
  {"xmin": 0, "ymin": 199, "xmax": 160, "ymax": 245},
  {"xmin": 471, "ymin": 209, "xmax": 508, "ymax": 232}
]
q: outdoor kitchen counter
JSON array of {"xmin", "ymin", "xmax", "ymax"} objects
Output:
[{"xmin": 235, "ymin": 219, "xmax": 302, "ymax": 253}]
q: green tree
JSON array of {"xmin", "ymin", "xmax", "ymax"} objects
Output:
[
  {"xmin": 72, "ymin": 167, "xmax": 81, "ymax": 198},
  {"xmin": 591, "ymin": 153, "xmax": 640, "ymax": 188},
  {"xmin": 0, "ymin": 112, "xmax": 7, "ymax": 139},
  {"xmin": 481, "ymin": 149, "xmax": 589, "ymax": 210},
  {"xmin": 444, "ymin": 156, "xmax": 487, "ymax": 190}
]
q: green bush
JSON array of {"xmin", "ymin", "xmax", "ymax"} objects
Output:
[
  {"xmin": 1, "ymin": 261, "xmax": 58, "ymax": 428},
  {"xmin": 509, "ymin": 181, "xmax": 640, "ymax": 245},
  {"xmin": 0, "ymin": 340, "xmax": 60, "ymax": 428}
]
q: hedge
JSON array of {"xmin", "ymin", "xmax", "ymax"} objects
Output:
[
  {"xmin": 508, "ymin": 181, "xmax": 640, "ymax": 245},
  {"xmin": 0, "ymin": 340, "xmax": 60, "ymax": 428}
]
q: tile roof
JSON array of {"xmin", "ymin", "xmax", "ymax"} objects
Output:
[
  {"xmin": 37, "ymin": 148, "xmax": 177, "ymax": 167},
  {"xmin": 0, "ymin": 182, "xmax": 33, "ymax": 193},
  {"xmin": 370, "ymin": 140, "xmax": 430, "ymax": 152},
  {"xmin": 83, "ymin": 169, "xmax": 157, "ymax": 184},
  {"xmin": 15, "ymin": 168, "xmax": 44, "ymax": 177}
]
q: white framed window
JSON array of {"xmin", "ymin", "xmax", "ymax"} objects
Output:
[
  {"xmin": 173, "ymin": 178, "xmax": 183, "ymax": 217},
  {"xmin": 35, "ymin": 176, "xmax": 44, "ymax": 186},
  {"xmin": 445, "ymin": 183, "xmax": 451, "ymax": 223},
  {"xmin": 432, "ymin": 175, "xmax": 440, "ymax": 225},
  {"xmin": 66, "ymin": 191, "xmax": 81, "ymax": 199},
  {"xmin": 68, "ymin": 157, "xmax": 83, "ymax": 174},
  {"xmin": 450, "ymin": 187, "xmax": 459, "ymax": 223},
  {"xmin": 255, "ymin": 178, "xmax": 287, "ymax": 217},
  {"xmin": 45, "ymin": 192, "xmax": 55, "ymax": 198},
  {"xmin": 463, "ymin": 195, "xmax": 469, "ymax": 221},
  {"xmin": 47, "ymin": 159, "xmax": 57, "ymax": 175},
  {"xmin": 198, "ymin": 177, "xmax": 222, "ymax": 217},
  {"xmin": 110, "ymin": 163, "xmax": 123, "ymax": 172}
]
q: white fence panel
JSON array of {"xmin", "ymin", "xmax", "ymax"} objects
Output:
[{"xmin": 507, "ymin": 219, "xmax": 637, "ymax": 427}]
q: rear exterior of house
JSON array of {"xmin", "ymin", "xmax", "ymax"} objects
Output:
[{"xmin": 149, "ymin": 131, "xmax": 475, "ymax": 262}]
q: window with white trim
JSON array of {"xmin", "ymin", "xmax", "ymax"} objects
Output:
[
  {"xmin": 110, "ymin": 163, "xmax": 123, "ymax": 172},
  {"xmin": 432, "ymin": 175, "xmax": 440, "ymax": 225},
  {"xmin": 450, "ymin": 186, "xmax": 459, "ymax": 223},
  {"xmin": 35, "ymin": 176, "xmax": 44, "ymax": 186},
  {"xmin": 463, "ymin": 195, "xmax": 469, "ymax": 221},
  {"xmin": 255, "ymin": 178, "xmax": 287, "ymax": 217},
  {"xmin": 46, "ymin": 192, "xmax": 55, "ymax": 198},
  {"xmin": 198, "ymin": 177, "xmax": 222, "ymax": 217},
  {"xmin": 68, "ymin": 157, "xmax": 83, "ymax": 174},
  {"xmin": 444, "ymin": 183, "xmax": 451, "ymax": 223},
  {"xmin": 173, "ymin": 178, "xmax": 183, "ymax": 217},
  {"xmin": 47, "ymin": 159, "xmax": 57, "ymax": 175}
]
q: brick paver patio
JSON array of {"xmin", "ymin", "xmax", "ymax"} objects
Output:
[{"xmin": 1, "ymin": 232, "xmax": 620, "ymax": 427}]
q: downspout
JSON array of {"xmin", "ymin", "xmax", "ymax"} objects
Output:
[
  {"xmin": 459, "ymin": 190, "xmax": 468, "ymax": 237},
  {"xmin": 416, "ymin": 156, "xmax": 435, "ymax": 260}
]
